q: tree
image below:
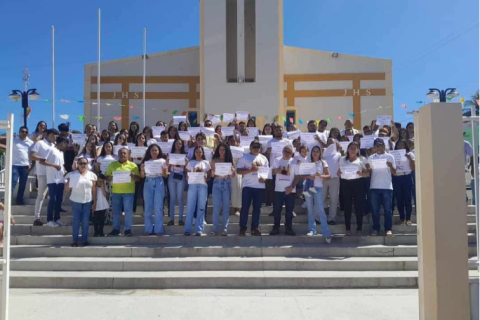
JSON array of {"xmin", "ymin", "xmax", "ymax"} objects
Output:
[{"xmin": 463, "ymin": 90, "xmax": 479, "ymax": 116}]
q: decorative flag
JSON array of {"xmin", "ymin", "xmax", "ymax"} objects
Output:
[
  {"xmin": 298, "ymin": 119, "xmax": 303, "ymax": 124},
  {"xmin": 129, "ymin": 105, "xmax": 135, "ymax": 109},
  {"xmin": 326, "ymin": 117, "xmax": 332, "ymax": 123},
  {"xmin": 447, "ymin": 96, "xmax": 453, "ymax": 101},
  {"xmin": 460, "ymin": 97, "xmax": 465, "ymax": 104},
  {"xmin": 133, "ymin": 116, "xmax": 140, "ymax": 120},
  {"xmin": 281, "ymin": 116, "xmax": 286, "ymax": 121},
  {"xmin": 105, "ymin": 103, "xmax": 111, "ymax": 106},
  {"xmin": 99, "ymin": 116, "xmax": 103, "ymax": 120},
  {"xmin": 337, "ymin": 116, "xmax": 343, "ymax": 120},
  {"xmin": 400, "ymin": 104, "xmax": 407, "ymax": 108},
  {"xmin": 92, "ymin": 102, "xmax": 97, "ymax": 105},
  {"xmin": 181, "ymin": 111, "xmax": 187, "ymax": 116},
  {"xmin": 476, "ymin": 99, "xmax": 479, "ymax": 105},
  {"xmin": 26, "ymin": 106, "xmax": 32, "ymax": 118},
  {"xmin": 172, "ymin": 110, "xmax": 178, "ymax": 115},
  {"xmin": 77, "ymin": 115, "xmax": 85, "ymax": 121},
  {"xmin": 349, "ymin": 113, "xmax": 354, "ymax": 118},
  {"xmin": 60, "ymin": 99, "xmax": 70, "ymax": 103},
  {"xmin": 59, "ymin": 114, "xmax": 69, "ymax": 120},
  {"xmin": 378, "ymin": 106, "xmax": 383, "ymax": 109},
  {"xmin": 44, "ymin": 99, "xmax": 50, "ymax": 102},
  {"xmin": 193, "ymin": 118, "xmax": 197, "ymax": 124},
  {"xmin": 289, "ymin": 117, "xmax": 294, "ymax": 123},
  {"xmin": 114, "ymin": 116, "xmax": 122, "ymax": 121},
  {"xmin": 77, "ymin": 100, "xmax": 84, "ymax": 103},
  {"xmin": 416, "ymin": 101, "xmax": 424, "ymax": 104},
  {"xmin": 220, "ymin": 115, "xmax": 224, "ymax": 121},
  {"xmin": 385, "ymin": 105, "xmax": 392, "ymax": 109},
  {"xmin": 162, "ymin": 109, "xmax": 168, "ymax": 113}
]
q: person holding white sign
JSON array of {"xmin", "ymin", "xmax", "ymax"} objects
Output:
[
  {"xmin": 236, "ymin": 140, "xmax": 269, "ymax": 236},
  {"xmin": 95, "ymin": 141, "xmax": 117, "ymax": 223},
  {"xmin": 140, "ymin": 144, "xmax": 169, "ymax": 235},
  {"xmin": 65, "ymin": 157, "xmax": 97, "ymax": 247},
  {"xmin": 321, "ymin": 138, "xmax": 342, "ymax": 225},
  {"xmin": 269, "ymin": 146, "xmax": 299, "ymax": 236},
  {"xmin": 391, "ymin": 140, "xmax": 415, "ymax": 226},
  {"xmin": 105, "ymin": 147, "xmax": 140, "ymax": 237},
  {"xmin": 167, "ymin": 139, "xmax": 187, "ymax": 226},
  {"xmin": 142, "ymin": 126, "xmax": 158, "ymax": 147},
  {"xmin": 210, "ymin": 143, "xmax": 236, "ymax": 235},
  {"xmin": 340, "ymin": 119, "xmax": 359, "ymax": 136},
  {"xmin": 301, "ymin": 146, "xmax": 332, "ymax": 242},
  {"xmin": 365, "ymin": 138, "xmax": 397, "ymax": 236},
  {"xmin": 185, "ymin": 146, "xmax": 212, "ymax": 236},
  {"xmin": 72, "ymin": 142, "xmax": 97, "ymax": 171},
  {"xmin": 337, "ymin": 142, "xmax": 368, "ymax": 236}
]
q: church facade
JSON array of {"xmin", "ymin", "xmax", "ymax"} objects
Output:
[{"xmin": 84, "ymin": 0, "xmax": 393, "ymax": 131}]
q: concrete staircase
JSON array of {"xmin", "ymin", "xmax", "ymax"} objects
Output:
[{"xmin": 1, "ymin": 190, "xmax": 477, "ymax": 289}]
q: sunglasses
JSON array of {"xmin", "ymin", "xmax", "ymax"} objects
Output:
[
  {"xmin": 251, "ymin": 145, "xmax": 261, "ymax": 149},
  {"xmin": 78, "ymin": 162, "xmax": 88, "ymax": 166},
  {"xmin": 282, "ymin": 150, "xmax": 292, "ymax": 154},
  {"xmin": 20, "ymin": 130, "xmax": 28, "ymax": 133}
]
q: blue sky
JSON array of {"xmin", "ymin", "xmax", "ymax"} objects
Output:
[{"xmin": 0, "ymin": 0, "xmax": 478, "ymax": 132}]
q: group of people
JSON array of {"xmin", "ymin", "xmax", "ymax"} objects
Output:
[{"xmin": 9, "ymin": 114, "xmax": 421, "ymax": 247}]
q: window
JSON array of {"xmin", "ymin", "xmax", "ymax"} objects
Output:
[
  {"xmin": 188, "ymin": 111, "xmax": 198, "ymax": 127},
  {"xmin": 244, "ymin": 0, "xmax": 256, "ymax": 82},
  {"xmin": 286, "ymin": 110, "xmax": 296, "ymax": 128},
  {"xmin": 226, "ymin": 0, "xmax": 238, "ymax": 82}
]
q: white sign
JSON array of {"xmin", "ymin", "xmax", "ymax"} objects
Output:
[
  {"xmin": 204, "ymin": 147, "xmax": 213, "ymax": 161},
  {"xmin": 127, "ymin": 143, "xmax": 136, "ymax": 148},
  {"xmin": 370, "ymin": 158, "xmax": 388, "ymax": 169},
  {"xmin": 188, "ymin": 127, "xmax": 202, "ymax": 138},
  {"xmin": 100, "ymin": 159, "xmax": 115, "ymax": 173},
  {"xmin": 346, "ymin": 135, "xmax": 354, "ymax": 142},
  {"xmin": 145, "ymin": 161, "xmax": 164, "ymax": 175},
  {"xmin": 202, "ymin": 127, "xmax": 215, "ymax": 137},
  {"xmin": 300, "ymin": 133, "xmax": 317, "ymax": 144},
  {"xmin": 68, "ymin": 173, "xmax": 80, "ymax": 188},
  {"xmin": 113, "ymin": 145, "xmax": 129, "ymax": 155},
  {"xmin": 246, "ymin": 127, "xmax": 260, "ymax": 136},
  {"xmin": 360, "ymin": 137, "xmax": 375, "ymax": 149},
  {"xmin": 221, "ymin": 126, "xmax": 235, "ymax": 137},
  {"xmin": 178, "ymin": 131, "xmax": 191, "ymax": 141},
  {"xmin": 380, "ymin": 137, "xmax": 391, "ymax": 150},
  {"xmin": 72, "ymin": 134, "xmax": 87, "ymax": 145},
  {"xmin": 173, "ymin": 116, "xmax": 187, "ymax": 125},
  {"xmin": 158, "ymin": 142, "xmax": 173, "ymax": 154},
  {"xmin": 152, "ymin": 126, "xmax": 166, "ymax": 137},
  {"xmin": 240, "ymin": 136, "xmax": 255, "ymax": 147},
  {"xmin": 215, "ymin": 163, "xmax": 232, "ymax": 176},
  {"xmin": 236, "ymin": 111, "xmax": 249, "ymax": 121},
  {"xmin": 188, "ymin": 172, "xmax": 205, "ymax": 184},
  {"xmin": 323, "ymin": 144, "xmax": 337, "ymax": 157},
  {"xmin": 389, "ymin": 149, "xmax": 406, "ymax": 163},
  {"xmin": 130, "ymin": 147, "xmax": 147, "ymax": 158},
  {"xmin": 112, "ymin": 171, "xmax": 131, "ymax": 184},
  {"xmin": 341, "ymin": 166, "xmax": 359, "ymax": 180},
  {"xmin": 230, "ymin": 146, "xmax": 245, "ymax": 159},
  {"xmin": 338, "ymin": 141, "xmax": 350, "ymax": 152},
  {"xmin": 298, "ymin": 162, "xmax": 316, "ymax": 175},
  {"xmin": 258, "ymin": 135, "xmax": 272, "ymax": 144},
  {"xmin": 169, "ymin": 153, "xmax": 186, "ymax": 166},
  {"xmin": 376, "ymin": 115, "xmax": 392, "ymax": 126},
  {"xmin": 271, "ymin": 141, "xmax": 288, "ymax": 155},
  {"xmin": 257, "ymin": 167, "xmax": 270, "ymax": 180},
  {"xmin": 287, "ymin": 130, "xmax": 301, "ymax": 140},
  {"xmin": 211, "ymin": 115, "xmax": 221, "ymax": 125},
  {"xmin": 223, "ymin": 113, "xmax": 235, "ymax": 123}
]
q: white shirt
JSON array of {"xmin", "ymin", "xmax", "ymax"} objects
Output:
[
  {"xmin": 66, "ymin": 171, "xmax": 97, "ymax": 203},
  {"xmin": 236, "ymin": 153, "xmax": 269, "ymax": 189},
  {"xmin": 368, "ymin": 153, "xmax": 396, "ymax": 190},
  {"xmin": 95, "ymin": 186, "xmax": 109, "ymax": 211},
  {"xmin": 323, "ymin": 152, "xmax": 341, "ymax": 179},
  {"xmin": 144, "ymin": 159, "xmax": 168, "ymax": 178},
  {"xmin": 395, "ymin": 151, "xmax": 415, "ymax": 174},
  {"xmin": 312, "ymin": 160, "xmax": 328, "ymax": 188},
  {"xmin": 44, "ymin": 147, "xmax": 65, "ymax": 184},
  {"xmin": 341, "ymin": 128, "xmax": 360, "ymax": 136},
  {"xmin": 267, "ymin": 138, "xmax": 293, "ymax": 164},
  {"xmin": 30, "ymin": 139, "xmax": 54, "ymax": 176},
  {"xmin": 13, "ymin": 137, "xmax": 33, "ymax": 166},
  {"xmin": 302, "ymin": 132, "xmax": 327, "ymax": 159},
  {"xmin": 187, "ymin": 147, "xmax": 212, "ymax": 161},
  {"xmin": 186, "ymin": 159, "xmax": 211, "ymax": 185},
  {"xmin": 339, "ymin": 157, "xmax": 365, "ymax": 180},
  {"xmin": 272, "ymin": 157, "xmax": 299, "ymax": 193}
]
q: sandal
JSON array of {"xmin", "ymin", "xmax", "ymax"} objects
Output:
[{"xmin": 406, "ymin": 220, "xmax": 412, "ymax": 226}]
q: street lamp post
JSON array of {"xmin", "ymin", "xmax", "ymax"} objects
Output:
[
  {"xmin": 426, "ymin": 88, "xmax": 459, "ymax": 102},
  {"xmin": 8, "ymin": 69, "xmax": 40, "ymax": 128}
]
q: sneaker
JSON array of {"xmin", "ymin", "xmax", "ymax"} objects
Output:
[
  {"xmin": 195, "ymin": 232, "xmax": 204, "ymax": 236},
  {"xmin": 406, "ymin": 220, "xmax": 412, "ymax": 226},
  {"xmin": 370, "ymin": 230, "xmax": 378, "ymax": 237},
  {"xmin": 285, "ymin": 227, "xmax": 296, "ymax": 236},
  {"xmin": 209, "ymin": 231, "xmax": 217, "ymax": 236},
  {"xmin": 386, "ymin": 230, "xmax": 393, "ymax": 236},
  {"xmin": 184, "ymin": 232, "xmax": 191, "ymax": 236},
  {"xmin": 156, "ymin": 233, "xmax": 163, "ymax": 237},
  {"xmin": 269, "ymin": 227, "xmax": 280, "ymax": 236},
  {"xmin": 179, "ymin": 220, "xmax": 185, "ymax": 226},
  {"xmin": 327, "ymin": 220, "xmax": 336, "ymax": 225},
  {"xmin": 167, "ymin": 220, "xmax": 175, "ymax": 226},
  {"xmin": 301, "ymin": 202, "xmax": 307, "ymax": 209},
  {"xmin": 346, "ymin": 230, "xmax": 353, "ymax": 236},
  {"xmin": 309, "ymin": 187, "xmax": 317, "ymax": 194},
  {"xmin": 55, "ymin": 220, "xmax": 67, "ymax": 227},
  {"xmin": 234, "ymin": 211, "xmax": 240, "ymax": 216},
  {"xmin": 108, "ymin": 229, "xmax": 120, "ymax": 236},
  {"xmin": 33, "ymin": 219, "xmax": 43, "ymax": 227},
  {"xmin": 302, "ymin": 191, "xmax": 311, "ymax": 198},
  {"xmin": 306, "ymin": 232, "xmax": 315, "ymax": 236},
  {"xmin": 60, "ymin": 208, "xmax": 68, "ymax": 213},
  {"xmin": 239, "ymin": 229, "xmax": 247, "ymax": 236},
  {"xmin": 292, "ymin": 211, "xmax": 297, "ymax": 217},
  {"xmin": 71, "ymin": 242, "xmax": 78, "ymax": 247},
  {"xmin": 81, "ymin": 242, "xmax": 90, "ymax": 247},
  {"xmin": 99, "ymin": 232, "xmax": 105, "ymax": 237},
  {"xmin": 124, "ymin": 230, "xmax": 133, "ymax": 237},
  {"xmin": 251, "ymin": 229, "xmax": 261, "ymax": 236},
  {"xmin": 325, "ymin": 237, "xmax": 332, "ymax": 244},
  {"xmin": 46, "ymin": 221, "xmax": 58, "ymax": 227},
  {"xmin": 221, "ymin": 230, "xmax": 228, "ymax": 236}
]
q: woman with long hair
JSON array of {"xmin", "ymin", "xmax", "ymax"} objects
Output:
[
  {"xmin": 392, "ymin": 139, "xmax": 415, "ymax": 225},
  {"xmin": 338, "ymin": 142, "xmax": 368, "ymax": 236},
  {"xmin": 178, "ymin": 121, "xmax": 188, "ymax": 132},
  {"xmin": 227, "ymin": 135, "xmax": 242, "ymax": 216},
  {"xmin": 119, "ymin": 129, "xmax": 130, "ymax": 144},
  {"xmin": 128, "ymin": 122, "xmax": 140, "ymax": 143},
  {"xmin": 167, "ymin": 139, "xmax": 187, "ymax": 226},
  {"xmin": 95, "ymin": 141, "xmax": 117, "ymax": 225},
  {"xmin": 168, "ymin": 125, "xmax": 180, "ymax": 140},
  {"xmin": 184, "ymin": 146, "xmax": 211, "ymax": 236},
  {"xmin": 303, "ymin": 145, "xmax": 332, "ymax": 243},
  {"xmin": 133, "ymin": 133, "xmax": 148, "ymax": 213},
  {"xmin": 328, "ymin": 127, "xmax": 341, "ymax": 141},
  {"xmin": 73, "ymin": 142, "xmax": 98, "ymax": 171},
  {"xmin": 210, "ymin": 143, "xmax": 235, "ymax": 235},
  {"xmin": 143, "ymin": 126, "xmax": 158, "ymax": 146},
  {"xmin": 107, "ymin": 121, "xmax": 119, "ymax": 141},
  {"xmin": 114, "ymin": 133, "xmax": 128, "ymax": 146},
  {"xmin": 99, "ymin": 130, "xmax": 111, "ymax": 146},
  {"xmin": 406, "ymin": 122, "xmax": 414, "ymax": 139},
  {"xmin": 31, "ymin": 121, "xmax": 47, "ymax": 141}
]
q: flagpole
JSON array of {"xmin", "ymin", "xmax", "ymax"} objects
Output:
[
  {"xmin": 142, "ymin": 27, "xmax": 146, "ymax": 128},
  {"xmin": 52, "ymin": 25, "xmax": 55, "ymax": 128},
  {"xmin": 97, "ymin": 8, "xmax": 101, "ymax": 131}
]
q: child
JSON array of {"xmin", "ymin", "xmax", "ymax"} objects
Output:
[
  {"xmin": 93, "ymin": 178, "xmax": 109, "ymax": 237},
  {"xmin": 294, "ymin": 146, "xmax": 317, "ymax": 198},
  {"xmin": 0, "ymin": 202, "xmax": 16, "ymax": 246}
]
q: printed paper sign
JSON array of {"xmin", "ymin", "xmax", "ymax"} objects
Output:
[
  {"xmin": 158, "ymin": 142, "xmax": 173, "ymax": 154},
  {"xmin": 240, "ymin": 136, "xmax": 255, "ymax": 147},
  {"xmin": 370, "ymin": 158, "xmax": 388, "ymax": 169},
  {"xmin": 152, "ymin": 126, "xmax": 166, "ymax": 137},
  {"xmin": 299, "ymin": 162, "xmax": 316, "ymax": 175},
  {"xmin": 223, "ymin": 113, "xmax": 235, "ymax": 123},
  {"xmin": 204, "ymin": 147, "xmax": 213, "ymax": 161},
  {"xmin": 287, "ymin": 130, "xmax": 301, "ymax": 140},
  {"xmin": 271, "ymin": 141, "xmax": 288, "ymax": 155},
  {"xmin": 214, "ymin": 163, "xmax": 232, "ymax": 176},
  {"xmin": 221, "ymin": 126, "xmax": 235, "ymax": 137},
  {"xmin": 113, "ymin": 171, "xmax": 131, "ymax": 184},
  {"xmin": 211, "ymin": 115, "xmax": 221, "ymax": 124},
  {"xmin": 323, "ymin": 144, "xmax": 337, "ymax": 157},
  {"xmin": 300, "ymin": 133, "xmax": 316, "ymax": 144},
  {"xmin": 360, "ymin": 137, "xmax": 375, "ymax": 149},
  {"xmin": 169, "ymin": 153, "xmax": 186, "ymax": 166},
  {"xmin": 188, "ymin": 172, "xmax": 205, "ymax": 184},
  {"xmin": 246, "ymin": 127, "xmax": 260, "ymax": 136},
  {"xmin": 173, "ymin": 116, "xmax": 187, "ymax": 125},
  {"xmin": 341, "ymin": 166, "xmax": 359, "ymax": 180},
  {"xmin": 178, "ymin": 131, "xmax": 191, "ymax": 141},
  {"xmin": 376, "ymin": 115, "xmax": 392, "ymax": 126},
  {"xmin": 338, "ymin": 141, "xmax": 350, "ymax": 152},
  {"xmin": 230, "ymin": 146, "xmax": 245, "ymax": 159},
  {"xmin": 72, "ymin": 134, "xmax": 87, "ymax": 145},
  {"xmin": 113, "ymin": 145, "xmax": 129, "ymax": 155},
  {"xmin": 100, "ymin": 159, "xmax": 115, "ymax": 173},
  {"xmin": 188, "ymin": 127, "xmax": 202, "ymax": 137},
  {"xmin": 236, "ymin": 111, "xmax": 249, "ymax": 121},
  {"xmin": 130, "ymin": 147, "xmax": 146, "ymax": 158},
  {"xmin": 257, "ymin": 167, "xmax": 270, "ymax": 180}
]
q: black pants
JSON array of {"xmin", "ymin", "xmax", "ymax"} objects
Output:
[
  {"xmin": 93, "ymin": 209, "xmax": 106, "ymax": 234},
  {"xmin": 341, "ymin": 178, "xmax": 364, "ymax": 231}
]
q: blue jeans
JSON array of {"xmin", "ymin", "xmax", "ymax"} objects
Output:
[
  {"xmin": 412, "ymin": 172, "xmax": 416, "ymax": 207},
  {"xmin": 12, "ymin": 165, "xmax": 29, "ymax": 204},
  {"xmin": 305, "ymin": 186, "xmax": 331, "ymax": 237},
  {"xmin": 240, "ymin": 187, "xmax": 265, "ymax": 230},
  {"xmin": 112, "ymin": 193, "xmax": 134, "ymax": 232},
  {"xmin": 371, "ymin": 189, "xmax": 393, "ymax": 232},
  {"xmin": 304, "ymin": 179, "xmax": 313, "ymax": 190},
  {"xmin": 143, "ymin": 177, "xmax": 165, "ymax": 234},
  {"xmin": 273, "ymin": 191, "xmax": 295, "ymax": 228},
  {"xmin": 212, "ymin": 178, "xmax": 231, "ymax": 232},
  {"xmin": 185, "ymin": 184, "xmax": 208, "ymax": 233},
  {"xmin": 168, "ymin": 172, "xmax": 185, "ymax": 221},
  {"xmin": 392, "ymin": 174, "xmax": 413, "ymax": 221},
  {"xmin": 71, "ymin": 201, "xmax": 92, "ymax": 242},
  {"xmin": 47, "ymin": 183, "xmax": 64, "ymax": 222}
]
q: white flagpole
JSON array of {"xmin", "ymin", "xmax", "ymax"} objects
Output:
[
  {"xmin": 142, "ymin": 27, "xmax": 146, "ymax": 128},
  {"xmin": 97, "ymin": 8, "xmax": 101, "ymax": 131},
  {"xmin": 52, "ymin": 26, "xmax": 55, "ymax": 128}
]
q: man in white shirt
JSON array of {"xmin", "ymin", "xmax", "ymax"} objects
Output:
[
  {"xmin": 29, "ymin": 128, "xmax": 59, "ymax": 226},
  {"xmin": 41, "ymin": 137, "xmax": 68, "ymax": 227},
  {"xmin": 12, "ymin": 126, "xmax": 33, "ymax": 205},
  {"xmin": 236, "ymin": 140, "xmax": 269, "ymax": 236},
  {"xmin": 340, "ymin": 119, "xmax": 359, "ymax": 136}
]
